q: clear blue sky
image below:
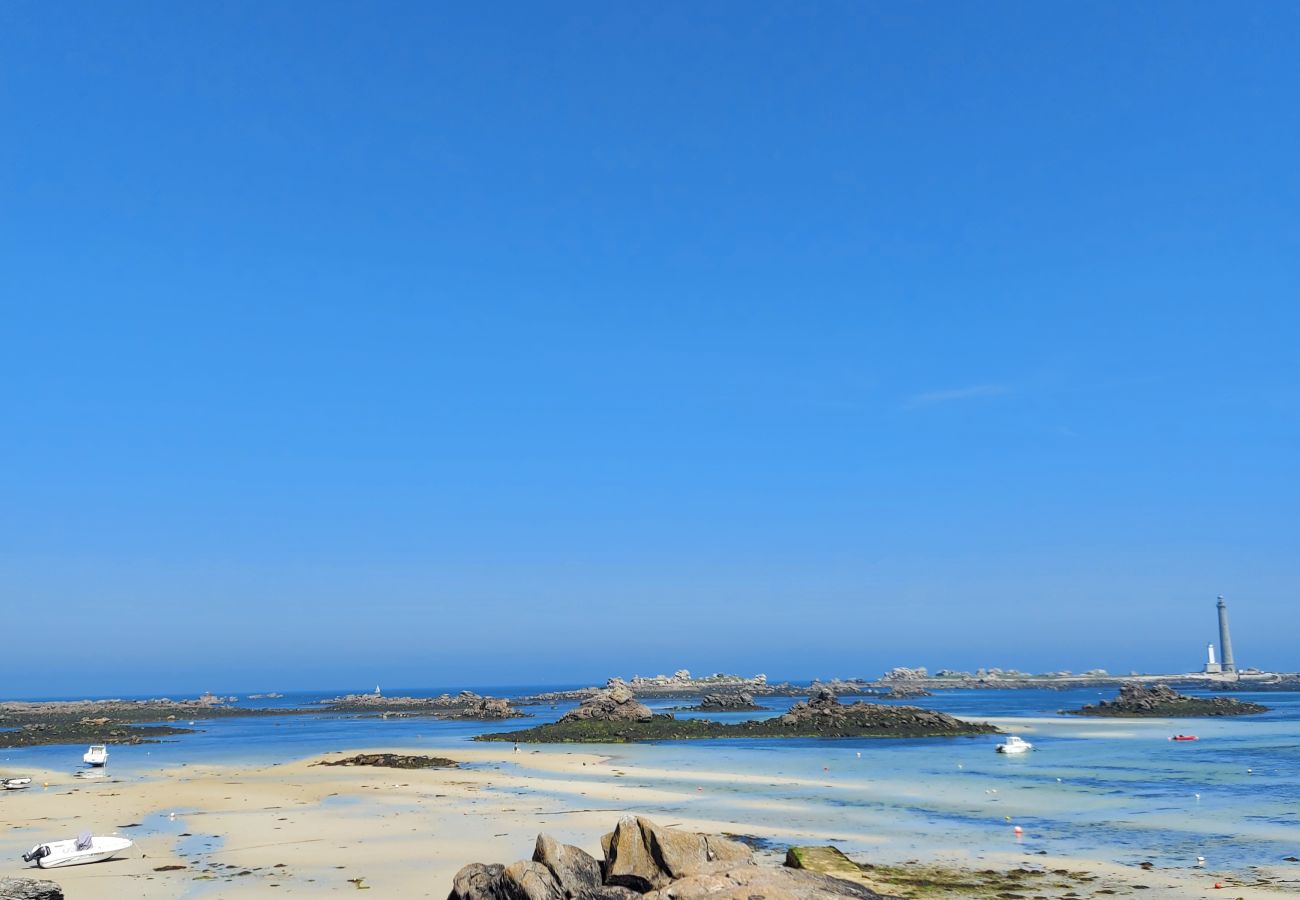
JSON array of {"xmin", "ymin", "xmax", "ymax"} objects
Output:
[{"xmin": 2, "ymin": 3, "xmax": 1297, "ymax": 695}]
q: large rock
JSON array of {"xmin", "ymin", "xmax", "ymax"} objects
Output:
[
  {"xmin": 0, "ymin": 880, "xmax": 63, "ymax": 900},
  {"xmin": 642, "ymin": 865, "xmax": 890, "ymax": 900},
  {"xmin": 602, "ymin": 816, "xmax": 666, "ymax": 891},
  {"xmin": 560, "ymin": 685, "xmax": 653, "ymax": 724},
  {"xmin": 502, "ymin": 861, "xmax": 566, "ymax": 900},
  {"xmin": 449, "ymin": 861, "xmax": 567, "ymax": 900},
  {"xmin": 450, "ymin": 863, "xmax": 507, "ymax": 900},
  {"xmin": 533, "ymin": 834, "xmax": 603, "ymax": 898},
  {"xmin": 601, "ymin": 816, "xmax": 752, "ymax": 891}
]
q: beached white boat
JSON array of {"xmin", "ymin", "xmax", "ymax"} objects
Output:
[
  {"xmin": 83, "ymin": 745, "xmax": 108, "ymax": 767},
  {"xmin": 996, "ymin": 735, "xmax": 1034, "ymax": 754},
  {"xmin": 3, "ymin": 777, "xmax": 33, "ymax": 790},
  {"xmin": 22, "ymin": 833, "xmax": 133, "ymax": 868}
]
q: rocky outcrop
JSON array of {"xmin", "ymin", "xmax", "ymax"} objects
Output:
[
  {"xmin": 1067, "ymin": 683, "xmax": 1268, "ymax": 717},
  {"xmin": 443, "ymin": 696, "xmax": 521, "ymax": 720},
  {"xmin": 559, "ymin": 684, "xmax": 653, "ymax": 724},
  {"xmin": 776, "ymin": 689, "xmax": 985, "ymax": 736},
  {"xmin": 0, "ymin": 878, "xmax": 64, "ymax": 900},
  {"xmin": 483, "ymin": 689, "xmax": 994, "ymax": 743},
  {"xmin": 670, "ymin": 693, "xmax": 767, "ymax": 712},
  {"xmin": 601, "ymin": 816, "xmax": 753, "ymax": 890},
  {"xmin": 533, "ymin": 835, "xmax": 608, "ymax": 898},
  {"xmin": 320, "ymin": 691, "xmax": 524, "ymax": 719},
  {"xmin": 313, "ymin": 753, "xmax": 458, "ymax": 769},
  {"xmin": 642, "ymin": 864, "xmax": 888, "ymax": 899},
  {"xmin": 883, "ymin": 685, "xmax": 931, "ymax": 699},
  {"xmin": 447, "ymin": 818, "xmax": 894, "ymax": 900}
]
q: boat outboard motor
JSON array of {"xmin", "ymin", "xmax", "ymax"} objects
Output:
[{"xmin": 22, "ymin": 844, "xmax": 50, "ymax": 864}]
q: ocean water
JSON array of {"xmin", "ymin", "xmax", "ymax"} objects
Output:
[{"xmin": 3, "ymin": 686, "xmax": 1297, "ymax": 874}]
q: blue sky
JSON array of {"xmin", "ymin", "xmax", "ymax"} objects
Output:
[{"xmin": 2, "ymin": 3, "xmax": 1297, "ymax": 695}]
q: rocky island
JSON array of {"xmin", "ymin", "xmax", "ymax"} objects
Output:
[
  {"xmin": 480, "ymin": 686, "xmax": 995, "ymax": 743},
  {"xmin": 0, "ymin": 696, "xmax": 308, "ymax": 749},
  {"xmin": 1065, "ymin": 683, "xmax": 1269, "ymax": 717}
]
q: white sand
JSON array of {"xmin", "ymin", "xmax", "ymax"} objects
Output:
[{"xmin": 1, "ymin": 746, "xmax": 1293, "ymax": 898}]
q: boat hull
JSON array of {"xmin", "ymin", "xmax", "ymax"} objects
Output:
[{"xmin": 28, "ymin": 837, "xmax": 133, "ymax": 868}]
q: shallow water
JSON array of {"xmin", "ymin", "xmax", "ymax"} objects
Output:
[{"xmin": 3, "ymin": 686, "xmax": 1297, "ymax": 874}]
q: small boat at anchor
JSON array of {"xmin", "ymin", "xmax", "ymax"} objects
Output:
[
  {"xmin": 82, "ymin": 745, "xmax": 108, "ymax": 767},
  {"xmin": 22, "ymin": 833, "xmax": 133, "ymax": 868},
  {"xmin": 3, "ymin": 777, "xmax": 33, "ymax": 790},
  {"xmin": 1170, "ymin": 734, "xmax": 1199, "ymax": 742},
  {"xmin": 996, "ymin": 735, "xmax": 1034, "ymax": 754}
]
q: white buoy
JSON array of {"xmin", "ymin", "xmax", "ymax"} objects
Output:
[
  {"xmin": 1196, "ymin": 856, "xmax": 1205, "ymax": 867},
  {"xmin": 1194, "ymin": 793, "xmax": 1201, "ymax": 801}
]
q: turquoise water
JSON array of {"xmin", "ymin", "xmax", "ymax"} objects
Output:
[{"xmin": 3, "ymin": 686, "xmax": 1297, "ymax": 874}]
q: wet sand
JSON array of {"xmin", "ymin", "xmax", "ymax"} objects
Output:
[{"xmin": 1, "ymin": 745, "xmax": 1294, "ymax": 898}]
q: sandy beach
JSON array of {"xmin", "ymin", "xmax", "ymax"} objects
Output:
[{"xmin": 3, "ymin": 743, "xmax": 1294, "ymax": 899}]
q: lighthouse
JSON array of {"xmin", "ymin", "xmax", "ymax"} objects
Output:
[
  {"xmin": 1204, "ymin": 642, "xmax": 1221, "ymax": 674},
  {"xmin": 1217, "ymin": 595, "xmax": 1236, "ymax": 675}
]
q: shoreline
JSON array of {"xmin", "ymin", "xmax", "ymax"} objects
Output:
[{"xmin": 3, "ymin": 744, "xmax": 1295, "ymax": 898}]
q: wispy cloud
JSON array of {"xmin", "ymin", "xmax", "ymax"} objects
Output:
[{"xmin": 904, "ymin": 383, "xmax": 1009, "ymax": 409}]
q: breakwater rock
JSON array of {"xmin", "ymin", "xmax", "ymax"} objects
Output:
[
  {"xmin": 447, "ymin": 816, "xmax": 897, "ymax": 900},
  {"xmin": 1066, "ymin": 683, "xmax": 1269, "ymax": 717},
  {"xmin": 480, "ymin": 689, "xmax": 995, "ymax": 743},
  {"xmin": 882, "ymin": 685, "xmax": 931, "ymax": 699}
]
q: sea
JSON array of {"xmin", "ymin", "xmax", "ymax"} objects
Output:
[{"xmin": 3, "ymin": 686, "xmax": 1298, "ymax": 875}]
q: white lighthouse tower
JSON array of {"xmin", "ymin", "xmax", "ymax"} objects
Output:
[{"xmin": 1204, "ymin": 642, "xmax": 1221, "ymax": 674}]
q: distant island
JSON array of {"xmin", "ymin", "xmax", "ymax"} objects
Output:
[
  {"xmin": 479, "ymin": 685, "xmax": 996, "ymax": 743},
  {"xmin": 317, "ymin": 690, "xmax": 525, "ymax": 719},
  {"xmin": 1065, "ymin": 683, "xmax": 1269, "ymax": 717}
]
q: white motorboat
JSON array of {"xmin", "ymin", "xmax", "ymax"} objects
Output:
[
  {"xmin": 22, "ymin": 833, "xmax": 133, "ymax": 868},
  {"xmin": 83, "ymin": 745, "xmax": 108, "ymax": 767},
  {"xmin": 3, "ymin": 777, "xmax": 33, "ymax": 790},
  {"xmin": 996, "ymin": 735, "xmax": 1034, "ymax": 754}
]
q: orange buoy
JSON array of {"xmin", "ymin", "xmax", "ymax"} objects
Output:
[{"xmin": 1013, "ymin": 826, "xmax": 1023, "ymax": 835}]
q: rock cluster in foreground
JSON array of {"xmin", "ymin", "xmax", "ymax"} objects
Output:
[
  {"xmin": 1066, "ymin": 683, "xmax": 1269, "ymax": 717},
  {"xmin": 0, "ymin": 877, "xmax": 63, "ymax": 900},
  {"xmin": 448, "ymin": 816, "xmax": 897, "ymax": 900},
  {"xmin": 481, "ymin": 688, "xmax": 995, "ymax": 743}
]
